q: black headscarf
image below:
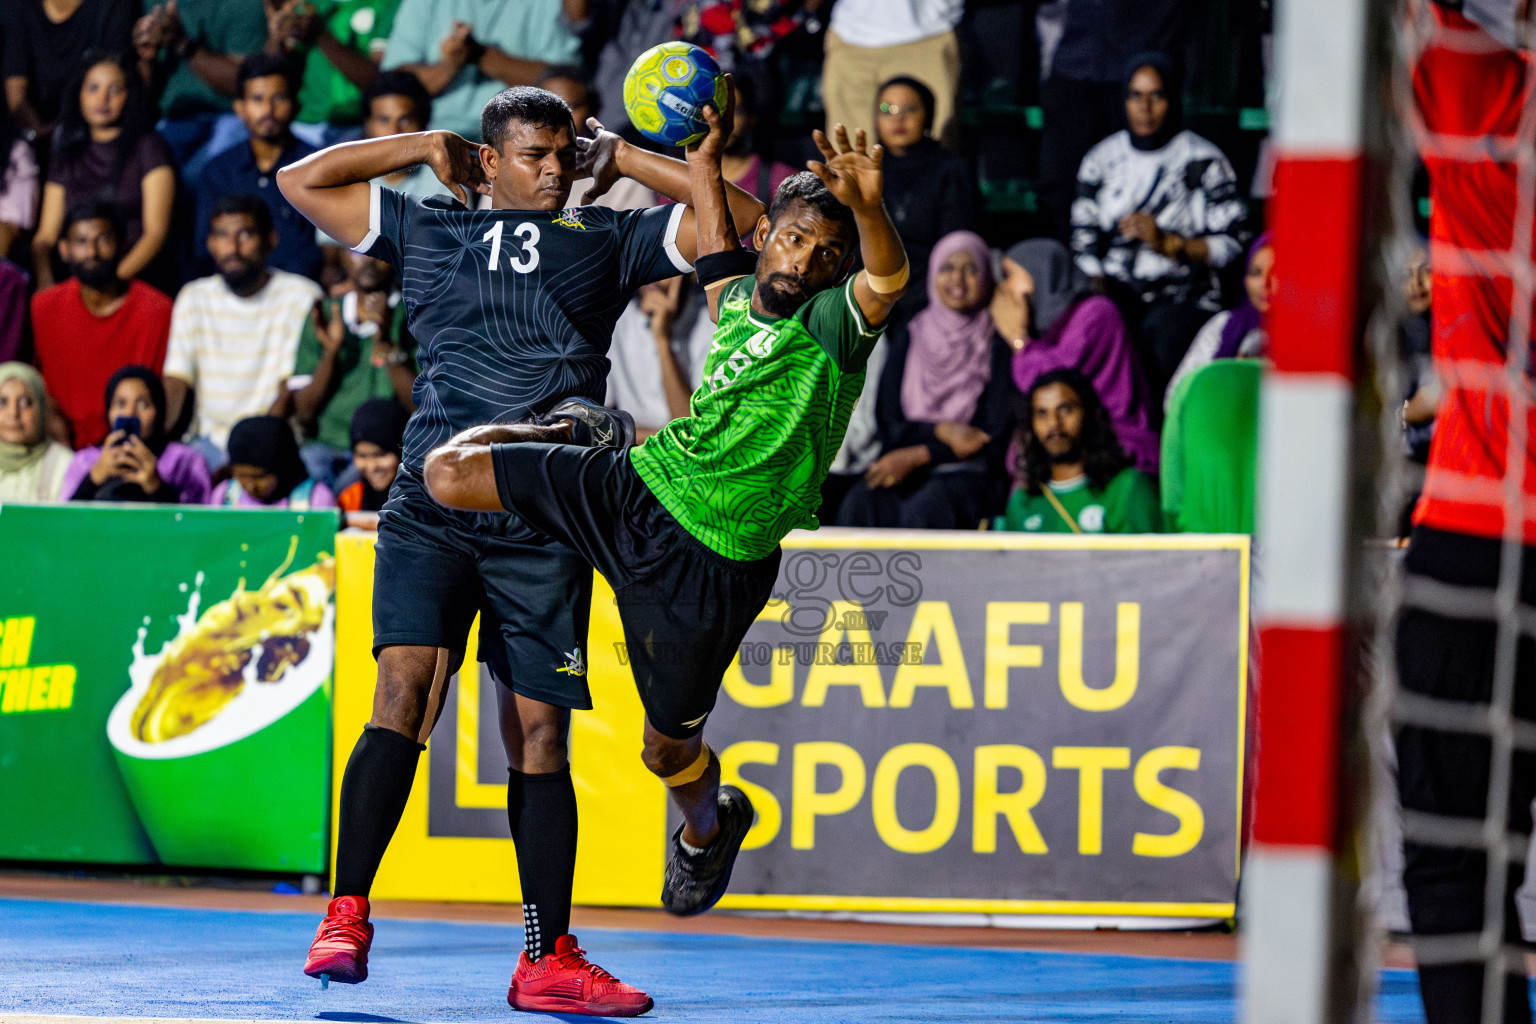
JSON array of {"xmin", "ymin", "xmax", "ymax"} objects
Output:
[
  {"xmin": 349, "ymin": 398, "xmax": 409, "ymax": 457},
  {"xmin": 1005, "ymin": 239, "xmax": 1092, "ymax": 339},
  {"xmin": 1123, "ymin": 52, "xmax": 1183, "ymax": 152},
  {"xmin": 226, "ymin": 416, "xmax": 308, "ymax": 503},
  {"xmin": 104, "ymin": 365, "xmax": 169, "ymax": 455}
]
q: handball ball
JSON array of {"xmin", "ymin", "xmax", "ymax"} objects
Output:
[{"xmin": 623, "ymin": 42, "xmax": 726, "ymax": 147}]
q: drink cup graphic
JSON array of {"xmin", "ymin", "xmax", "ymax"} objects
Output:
[{"xmin": 106, "ymin": 544, "xmax": 335, "ymax": 870}]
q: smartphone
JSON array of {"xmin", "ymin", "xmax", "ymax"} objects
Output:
[{"xmin": 112, "ymin": 415, "xmax": 141, "ymax": 440}]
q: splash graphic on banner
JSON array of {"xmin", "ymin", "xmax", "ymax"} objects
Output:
[{"xmin": 0, "ymin": 506, "xmax": 337, "ymax": 870}]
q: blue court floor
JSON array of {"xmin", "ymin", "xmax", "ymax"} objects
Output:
[{"xmin": 0, "ymin": 897, "xmax": 1456, "ymax": 1022}]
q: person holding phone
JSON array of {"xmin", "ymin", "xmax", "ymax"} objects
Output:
[
  {"xmin": 61, "ymin": 366, "xmax": 211, "ymax": 504},
  {"xmin": 285, "ymin": 247, "xmax": 415, "ymax": 488}
]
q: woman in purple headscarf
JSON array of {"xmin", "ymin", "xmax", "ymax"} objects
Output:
[
  {"xmin": 1165, "ymin": 232, "xmax": 1274, "ymax": 407},
  {"xmin": 1002, "ymin": 237, "xmax": 1160, "ymax": 472},
  {"xmin": 835, "ymin": 230, "xmax": 1015, "ymax": 529}
]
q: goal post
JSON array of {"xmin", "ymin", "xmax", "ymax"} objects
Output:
[{"xmin": 1242, "ymin": 0, "xmax": 1395, "ymax": 1020}]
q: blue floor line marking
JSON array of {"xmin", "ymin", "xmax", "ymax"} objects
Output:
[{"xmin": 0, "ymin": 897, "xmax": 1477, "ymax": 1022}]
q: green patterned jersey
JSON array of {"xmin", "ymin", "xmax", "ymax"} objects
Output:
[{"xmin": 629, "ymin": 274, "xmax": 883, "ymax": 560}]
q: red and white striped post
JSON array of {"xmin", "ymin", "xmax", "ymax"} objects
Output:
[{"xmin": 1243, "ymin": 0, "xmax": 1386, "ymax": 1021}]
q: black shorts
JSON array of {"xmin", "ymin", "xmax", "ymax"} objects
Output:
[
  {"xmin": 1395, "ymin": 526, "xmax": 1536, "ymax": 943},
  {"xmin": 372, "ymin": 468, "xmax": 594, "ymax": 709},
  {"xmin": 489, "ymin": 443, "xmax": 782, "ymax": 739}
]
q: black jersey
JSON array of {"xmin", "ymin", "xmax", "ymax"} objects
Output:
[{"xmin": 357, "ymin": 184, "xmax": 693, "ymax": 471}]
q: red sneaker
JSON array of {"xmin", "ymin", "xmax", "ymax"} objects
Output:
[
  {"xmin": 303, "ymin": 895, "xmax": 374, "ymax": 987},
  {"xmin": 508, "ymin": 934, "xmax": 653, "ymax": 1016}
]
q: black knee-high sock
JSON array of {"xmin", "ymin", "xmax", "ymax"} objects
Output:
[
  {"xmin": 507, "ymin": 765, "xmax": 578, "ymax": 960},
  {"xmin": 332, "ymin": 725, "xmax": 423, "ymax": 899}
]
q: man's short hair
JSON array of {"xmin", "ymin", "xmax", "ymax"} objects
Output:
[
  {"xmin": 767, "ymin": 171, "xmax": 857, "ymax": 237},
  {"xmin": 364, "ymin": 69, "xmax": 433, "ymax": 128},
  {"xmin": 61, "ymin": 198, "xmax": 126, "ymax": 243},
  {"xmin": 480, "ymin": 86, "xmax": 573, "ymax": 152},
  {"xmin": 210, "ymin": 193, "xmax": 274, "ymax": 237},
  {"xmin": 236, "ymin": 54, "xmax": 299, "ymax": 98}
]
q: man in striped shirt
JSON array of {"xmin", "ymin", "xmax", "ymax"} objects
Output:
[{"xmin": 164, "ymin": 194, "xmax": 323, "ymax": 469}]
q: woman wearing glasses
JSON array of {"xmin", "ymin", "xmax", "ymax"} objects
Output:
[{"xmin": 873, "ymin": 75, "xmax": 974, "ymax": 317}]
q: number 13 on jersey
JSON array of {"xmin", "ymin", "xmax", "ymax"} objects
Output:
[{"xmin": 482, "ymin": 221, "xmax": 541, "ymax": 273}]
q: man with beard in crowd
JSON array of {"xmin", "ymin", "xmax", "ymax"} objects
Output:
[
  {"xmin": 196, "ymin": 54, "xmax": 322, "ymax": 280},
  {"xmin": 164, "ymin": 194, "xmax": 322, "ymax": 469},
  {"xmin": 31, "ymin": 199, "xmax": 173, "ymax": 448},
  {"xmin": 995, "ymin": 368, "xmax": 1161, "ymax": 534}
]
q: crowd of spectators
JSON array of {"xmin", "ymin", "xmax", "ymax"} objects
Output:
[{"xmin": 0, "ymin": 0, "xmax": 1410, "ymax": 539}]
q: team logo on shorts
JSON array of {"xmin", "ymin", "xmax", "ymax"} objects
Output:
[{"xmin": 557, "ymin": 648, "xmax": 586, "ymax": 676}]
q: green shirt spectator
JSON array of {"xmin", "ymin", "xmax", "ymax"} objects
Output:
[
  {"xmin": 997, "ymin": 470, "xmax": 1162, "ymax": 533},
  {"xmin": 1159, "ymin": 359, "xmax": 1260, "ymax": 534},
  {"xmin": 379, "ymin": 0, "xmax": 579, "ymax": 140},
  {"xmin": 295, "ymin": 0, "xmax": 403, "ymax": 127},
  {"xmin": 143, "ymin": 0, "xmax": 268, "ymax": 119},
  {"xmin": 291, "ymin": 284, "xmax": 416, "ymax": 453},
  {"xmin": 996, "ymin": 366, "xmax": 1163, "ymax": 535}
]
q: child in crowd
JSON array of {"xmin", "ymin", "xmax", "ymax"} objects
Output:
[
  {"xmin": 211, "ymin": 415, "xmax": 336, "ymax": 510},
  {"xmin": 336, "ymin": 397, "xmax": 406, "ymax": 527}
]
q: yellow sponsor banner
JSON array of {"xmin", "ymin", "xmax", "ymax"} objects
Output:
[
  {"xmin": 333, "ymin": 531, "xmax": 663, "ymax": 905},
  {"xmin": 334, "ymin": 529, "xmax": 1247, "ymax": 916}
]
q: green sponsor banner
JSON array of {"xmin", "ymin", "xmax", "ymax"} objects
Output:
[{"xmin": 0, "ymin": 504, "xmax": 337, "ymax": 872}]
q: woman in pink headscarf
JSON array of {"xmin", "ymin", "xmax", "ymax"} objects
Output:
[{"xmin": 836, "ymin": 230, "xmax": 1015, "ymax": 529}]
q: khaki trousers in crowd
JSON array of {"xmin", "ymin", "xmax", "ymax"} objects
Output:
[{"xmin": 821, "ymin": 27, "xmax": 961, "ymax": 149}]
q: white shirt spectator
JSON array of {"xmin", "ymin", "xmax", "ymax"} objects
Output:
[
  {"xmin": 163, "ymin": 270, "xmax": 322, "ymax": 450},
  {"xmin": 1070, "ymin": 128, "xmax": 1245, "ymax": 309},
  {"xmin": 605, "ymin": 300, "xmax": 675, "ymax": 431},
  {"xmin": 829, "ymin": 0, "xmax": 963, "ymax": 48}
]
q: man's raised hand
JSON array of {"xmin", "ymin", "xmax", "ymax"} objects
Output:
[
  {"xmin": 574, "ymin": 117, "xmax": 626, "ymax": 204},
  {"xmin": 685, "ymin": 73, "xmax": 735, "ymax": 167},
  {"xmin": 425, "ymin": 131, "xmax": 491, "ymax": 206},
  {"xmin": 807, "ymin": 125, "xmax": 884, "ymax": 214}
]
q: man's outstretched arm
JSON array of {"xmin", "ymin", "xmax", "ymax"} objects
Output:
[
  {"xmin": 808, "ymin": 125, "xmax": 907, "ymax": 327},
  {"xmin": 577, "ymin": 112, "xmax": 764, "ymax": 266},
  {"xmin": 682, "ymin": 79, "xmax": 750, "ymax": 320},
  {"xmin": 276, "ymin": 131, "xmax": 490, "ymax": 247}
]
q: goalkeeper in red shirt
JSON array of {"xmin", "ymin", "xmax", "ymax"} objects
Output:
[{"xmin": 1400, "ymin": 2, "xmax": 1536, "ymax": 1021}]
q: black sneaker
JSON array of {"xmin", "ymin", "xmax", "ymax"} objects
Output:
[
  {"xmin": 661, "ymin": 785, "xmax": 753, "ymax": 917},
  {"xmin": 538, "ymin": 396, "xmax": 635, "ymax": 448}
]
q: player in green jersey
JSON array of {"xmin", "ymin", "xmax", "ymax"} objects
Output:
[{"xmin": 422, "ymin": 82, "xmax": 908, "ymax": 918}]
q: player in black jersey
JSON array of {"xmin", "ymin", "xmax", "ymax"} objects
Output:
[{"xmin": 277, "ymin": 86, "xmax": 764, "ymax": 1016}]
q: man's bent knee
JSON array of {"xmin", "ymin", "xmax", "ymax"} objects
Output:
[{"xmin": 643, "ymin": 734, "xmax": 709, "ymax": 784}]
